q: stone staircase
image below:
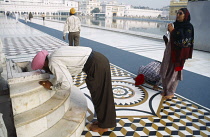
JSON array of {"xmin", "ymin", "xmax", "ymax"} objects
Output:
[{"xmin": 7, "ymin": 59, "xmax": 87, "ymax": 137}]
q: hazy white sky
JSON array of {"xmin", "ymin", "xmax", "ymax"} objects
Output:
[{"xmin": 105, "ymin": 0, "xmax": 171, "ymax": 9}]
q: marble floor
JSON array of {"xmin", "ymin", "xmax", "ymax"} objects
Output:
[{"xmin": 0, "ymin": 16, "xmax": 210, "ymax": 137}]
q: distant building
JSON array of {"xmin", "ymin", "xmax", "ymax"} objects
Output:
[
  {"xmin": 125, "ymin": 5, "xmax": 162, "ymax": 18},
  {"xmin": 93, "ymin": 13, "xmax": 105, "ymax": 19},
  {"xmin": 0, "ymin": 0, "xmax": 170, "ymax": 19},
  {"xmin": 169, "ymin": 0, "xmax": 188, "ymax": 20},
  {"xmin": 79, "ymin": 0, "xmax": 101, "ymax": 16},
  {"xmin": 160, "ymin": 6, "xmax": 170, "ymax": 19},
  {"xmin": 0, "ymin": 0, "xmax": 79, "ymax": 16},
  {"xmin": 101, "ymin": 1, "xmax": 162, "ymax": 18},
  {"xmin": 101, "ymin": 1, "xmax": 126, "ymax": 17}
]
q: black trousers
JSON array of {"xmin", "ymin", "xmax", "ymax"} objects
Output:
[{"xmin": 83, "ymin": 51, "xmax": 116, "ymax": 128}]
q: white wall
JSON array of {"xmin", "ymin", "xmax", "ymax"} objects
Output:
[
  {"xmin": 0, "ymin": 1, "xmax": 78, "ymax": 16},
  {"xmin": 188, "ymin": 1, "xmax": 210, "ymax": 52}
]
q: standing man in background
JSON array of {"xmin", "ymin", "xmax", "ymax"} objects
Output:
[{"xmin": 63, "ymin": 8, "xmax": 81, "ymax": 46}]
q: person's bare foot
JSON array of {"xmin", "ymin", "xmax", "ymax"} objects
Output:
[
  {"xmin": 163, "ymin": 95, "xmax": 174, "ymax": 100},
  {"xmin": 92, "ymin": 121, "xmax": 99, "ymax": 125},
  {"xmin": 153, "ymin": 85, "xmax": 159, "ymax": 91},
  {"xmin": 160, "ymin": 92, "xmax": 165, "ymax": 96},
  {"xmin": 89, "ymin": 124, "xmax": 108, "ymax": 132}
]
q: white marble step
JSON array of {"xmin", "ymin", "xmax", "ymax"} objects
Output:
[
  {"xmin": 14, "ymin": 88, "xmax": 71, "ymax": 137},
  {"xmin": 10, "ymin": 80, "xmax": 56, "ymax": 115},
  {"xmin": 37, "ymin": 86, "xmax": 87, "ymax": 137}
]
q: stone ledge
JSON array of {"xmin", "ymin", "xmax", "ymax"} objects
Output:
[
  {"xmin": 10, "ymin": 80, "xmax": 56, "ymax": 115},
  {"xmin": 14, "ymin": 89, "xmax": 70, "ymax": 128},
  {"xmin": 37, "ymin": 86, "xmax": 87, "ymax": 137},
  {"xmin": 6, "ymin": 59, "xmax": 50, "ymax": 85},
  {"xmin": 15, "ymin": 89, "xmax": 70, "ymax": 137},
  {"xmin": 10, "ymin": 80, "xmax": 53, "ymax": 98}
]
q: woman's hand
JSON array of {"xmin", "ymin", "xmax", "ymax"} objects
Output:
[
  {"xmin": 168, "ymin": 23, "xmax": 174, "ymax": 33},
  {"xmin": 39, "ymin": 80, "xmax": 53, "ymax": 90}
]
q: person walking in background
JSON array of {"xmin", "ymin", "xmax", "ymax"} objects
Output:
[
  {"xmin": 14, "ymin": 12, "xmax": 19, "ymax": 23},
  {"xmin": 5, "ymin": 12, "xmax": 9, "ymax": 20},
  {"xmin": 41, "ymin": 13, "xmax": 45, "ymax": 21},
  {"xmin": 29, "ymin": 12, "xmax": 33, "ymax": 22},
  {"xmin": 6, "ymin": 12, "xmax": 9, "ymax": 17},
  {"xmin": 63, "ymin": 8, "xmax": 81, "ymax": 46},
  {"xmin": 31, "ymin": 46, "xmax": 116, "ymax": 132},
  {"xmin": 160, "ymin": 8, "xmax": 194, "ymax": 100},
  {"xmin": 24, "ymin": 12, "xmax": 28, "ymax": 23}
]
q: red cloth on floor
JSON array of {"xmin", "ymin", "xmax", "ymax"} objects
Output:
[{"xmin": 134, "ymin": 74, "xmax": 145, "ymax": 86}]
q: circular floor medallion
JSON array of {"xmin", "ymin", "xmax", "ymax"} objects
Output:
[{"xmin": 112, "ymin": 80, "xmax": 148, "ymax": 107}]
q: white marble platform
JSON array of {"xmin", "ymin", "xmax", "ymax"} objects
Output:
[
  {"xmin": 4, "ymin": 51, "xmax": 87, "ymax": 137},
  {"xmin": 10, "ymin": 80, "xmax": 56, "ymax": 115},
  {"xmin": 6, "ymin": 59, "xmax": 50, "ymax": 84},
  {"xmin": 7, "ymin": 59, "xmax": 54, "ymax": 115},
  {"xmin": 12, "ymin": 82, "xmax": 87, "ymax": 137},
  {"xmin": 15, "ymin": 89, "xmax": 69, "ymax": 136},
  {"xmin": 37, "ymin": 86, "xmax": 87, "ymax": 137}
]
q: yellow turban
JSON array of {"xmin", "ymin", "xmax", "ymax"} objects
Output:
[{"xmin": 70, "ymin": 8, "xmax": 76, "ymax": 14}]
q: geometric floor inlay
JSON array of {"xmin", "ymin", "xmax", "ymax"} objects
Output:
[
  {"xmin": 77, "ymin": 64, "xmax": 210, "ymax": 137},
  {"xmin": 113, "ymin": 78, "xmax": 162, "ymax": 118},
  {"xmin": 73, "ymin": 64, "xmax": 163, "ymax": 119}
]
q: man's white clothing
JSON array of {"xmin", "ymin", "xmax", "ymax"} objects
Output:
[
  {"xmin": 63, "ymin": 15, "xmax": 81, "ymax": 37},
  {"xmin": 48, "ymin": 46, "xmax": 92, "ymax": 91},
  {"xmin": 15, "ymin": 13, "xmax": 19, "ymax": 22},
  {"xmin": 24, "ymin": 13, "xmax": 28, "ymax": 23}
]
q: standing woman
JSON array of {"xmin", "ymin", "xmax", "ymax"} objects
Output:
[
  {"xmin": 29, "ymin": 12, "xmax": 33, "ymax": 22},
  {"xmin": 160, "ymin": 8, "xmax": 194, "ymax": 99}
]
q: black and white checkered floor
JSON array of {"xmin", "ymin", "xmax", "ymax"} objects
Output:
[
  {"xmin": 1, "ymin": 17, "xmax": 210, "ymax": 137},
  {"xmin": 3, "ymin": 35, "xmax": 65, "ymax": 57}
]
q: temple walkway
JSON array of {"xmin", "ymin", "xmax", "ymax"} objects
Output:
[{"xmin": 0, "ymin": 16, "xmax": 210, "ymax": 137}]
